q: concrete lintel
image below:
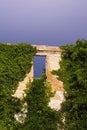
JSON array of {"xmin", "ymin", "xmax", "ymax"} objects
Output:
[{"xmin": 33, "ymin": 45, "xmax": 62, "ymax": 52}]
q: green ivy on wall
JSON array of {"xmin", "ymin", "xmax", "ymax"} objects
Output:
[
  {"xmin": 19, "ymin": 73, "xmax": 60, "ymax": 130},
  {"xmin": 53, "ymin": 39, "xmax": 87, "ymax": 130},
  {"xmin": 0, "ymin": 43, "xmax": 36, "ymax": 130}
]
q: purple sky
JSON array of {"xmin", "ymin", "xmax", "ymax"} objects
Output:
[{"xmin": 0, "ymin": 0, "xmax": 87, "ymax": 46}]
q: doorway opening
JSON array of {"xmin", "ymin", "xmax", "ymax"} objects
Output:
[{"xmin": 34, "ymin": 56, "xmax": 46, "ymax": 78}]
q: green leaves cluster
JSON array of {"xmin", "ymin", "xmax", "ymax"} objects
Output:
[
  {"xmin": 19, "ymin": 74, "xmax": 60, "ymax": 130},
  {"xmin": 54, "ymin": 39, "xmax": 87, "ymax": 130},
  {"xmin": 0, "ymin": 43, "xmax": 36, "ymax": 130}
]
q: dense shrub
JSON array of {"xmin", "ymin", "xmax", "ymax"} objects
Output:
[
  {"xmin": 54, "ymin": 39, "xmax": 87, "ymax": 130},
  {"xmin": 0, "ymin": 43, "xmax": 36, "ymax": 130}
]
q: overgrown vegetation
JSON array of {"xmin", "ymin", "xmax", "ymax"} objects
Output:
[
  {"xmin": 0, "ymin": 43, "xmax": 36, "ymax": 129},
  {"xmin": 1, "ymin": 39, "xmax": 87, "ymax": 130},
  {"xmin": 19, "ymin": 73, "xmax": 60, "ymax": 130},
  {"xmin": 0, "ymin": 43, "xmax": 60, "ymax": 130},
  {"xmin": 54, "ymin": 39, "xmax": 87, "ymax": 130}
]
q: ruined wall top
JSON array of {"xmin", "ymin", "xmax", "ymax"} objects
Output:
[
  {"xmin": 33, "ymin": 45, "xmax": 62, "ymax": 56},
  {"xmin": 33, "ymin": 45, "xmax": 62, "ymax": 52}
]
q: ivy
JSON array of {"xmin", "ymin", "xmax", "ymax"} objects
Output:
[
  {"xmin": 19, "ymin": 73, "xmax": 61, "ymax": 130},
  {"xmin": 0, "ymin": 43, "xmax": 36, "ymax": 130},
  {"xmin": 54, "ymin": 39, "xmax": 87, "ymax": 130}
]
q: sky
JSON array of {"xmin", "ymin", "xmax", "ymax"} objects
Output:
[{"xmin": 0, "ymin": 0, "xmax": 87, "ymax": 46}]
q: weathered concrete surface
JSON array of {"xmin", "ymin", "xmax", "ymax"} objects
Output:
[
  {"xmin": 14, "ymin": 45, "xmax": 64, "ymax": 110},
  {"xmin": 46, "ymin": 54, "xmax": 63, "ymax": 92},
  {"xmin": 34, "ymin": 45, "xmax": 64, "ymax": 92},
  {"xmin": 48, "ymin": 91, "xmax": 64, "ymax": 110}
]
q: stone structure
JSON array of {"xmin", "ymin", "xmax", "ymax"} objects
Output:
[
  {"xmin": 32, "ymin": 45, "xmax": 63, "ymax": 92},
  {"xmin": 14, "ymin": 45, "xmax": 64, "ymax": 111}
]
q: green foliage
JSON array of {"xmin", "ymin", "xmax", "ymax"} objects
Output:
[
  {"xmin": 54, "ymin": 39, "xmax": 87, "ymax": 130},
  {"xmin": 19, "ymin": 74, "xmax": 60, "ymax": 130},
  {"xmin": 0, "ymin": 43, "xmax": 36, "ymax": 129}
]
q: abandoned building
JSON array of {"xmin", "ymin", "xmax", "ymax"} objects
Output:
[{"xmin": 14, "ymin": 45, "xmax": 64, "ymax": 110}]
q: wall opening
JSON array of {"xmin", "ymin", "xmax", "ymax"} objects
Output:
[{"xmin": 34, "ymin": 56, "xmax": 46, "ymax": 78}]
